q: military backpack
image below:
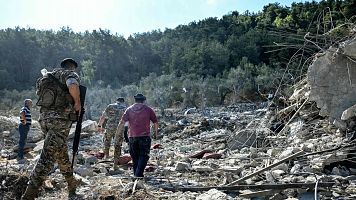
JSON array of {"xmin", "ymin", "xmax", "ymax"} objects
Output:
[{"xmin": 35, "ymin": 71, "xmax": 73, "ymax": 110}]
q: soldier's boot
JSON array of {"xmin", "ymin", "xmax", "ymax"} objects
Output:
[
  {"xmin": 66, "ymin": 176, "xmax": 81, "ymax": 197},
  {"xmin": 21, "ymin": 184, "xmax": 39, "ymax": 200}
]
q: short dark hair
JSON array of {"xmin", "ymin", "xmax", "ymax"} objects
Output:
[
  {"xmin": 60, "ymin": 58, "xmax": 78, "ymax": 68},
  {"xmin": 135, "ymin": 98, "xmax": 145, "ymax": 103},
  {"xmin": 117, "ymin": 97, "xmax": 125, "ymax": 102}
]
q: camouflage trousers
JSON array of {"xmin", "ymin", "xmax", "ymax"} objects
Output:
[
  {"xmin": 114, "ymin": 130, "xmax": 124, "ymax": 162},
  {"xmin": 22, "ymin": 119, "xmax": 75, "ymax": 199},
  {"xmin": 103, "ymin": 129, "xmax": 123, "ymax": 159},
  {"xmin": 103, "ymin": 129, "xmax": 115, "ymax": 155}
]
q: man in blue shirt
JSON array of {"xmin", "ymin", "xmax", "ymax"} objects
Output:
[{"xmin": 18, "ymin": 99, "xmax": 32, "ymax": 160}]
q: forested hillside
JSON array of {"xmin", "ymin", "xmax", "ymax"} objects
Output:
[{"xmin": 0, "ymin": 0, "xmax": 355, "ymax": 110}]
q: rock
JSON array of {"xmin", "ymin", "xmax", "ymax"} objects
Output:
[
  {"xmin": 2, "ymin": 130, "xmax": 10, "ymax": 137},
  {"xmin": 196, "ymin": 189, "xmax": 230, "ymax": 200},
  {"xmin": 345, "ymin": 183, "xmax": 356, "ymax": 194},
  {"xmin": 271, "ymin": 170, "xmax": 285, "ymax": 179},
  {"xmin": 267, "ymin": 148, "xmax": 280, "ymax": 157},
  {"xmin": 192, "ymin": 165, "xmax": 213, "ymax": 172},
  {"xmin": 0, "ymin": 149, "xmax": 9, "ymax": 158},
  {"xmin": 81, "ymin": 120, "xmax": 98, "ymax": 133},
  {"xmin": 341, "ymin": 104, "xmax": 356, "ymax": 120},
  {"xmin": 290, "ymin": 164, "xmax": 301, "ymax": 174},
  {"xmin": 308, "ymin": 37, "xmax": 356, "ymax": 124},
  {"xmin": 343, "ymin": 39, "xmax": 356, "ymax": 56},
  {"xmin": 0, "ymin": 116, "xmax": 18, "ymax": 131},
  {"xmin": 27, "ymin": 127, "xmax": 44, "ymax": 143},
  {"xmin": 270, "ymin": 193, "xmax": 287, "ymax": 200},
  {"xmin": 13, "ymin": 143, "xmax": 37, "ymax": 153},
  {"xmin": 333, "ymin": 119, "xmax": 347, "ymax": 131},
  {"xmin": 306, "ymin": 176, "xmax": 316, "ymax": 183},
  {"xmin": 184, "ymin": 108, "xmax": 196, "ymax": 115},
  {"xmin": 68, "ymin": 120, "xmax": 97, "ymax": 138},
  {"xmin": 32, "ymin": 140, "xmax": 44, "ymax": 153},
  {"xmin": 227, "ymin": 129, "xmax": 263, "ymax": 150},
  {"xmin": 163, "ymin": 167, "xmax": 175, "ymax": 175},
  {"xmin": 349, "ymin": 168, "xmax": 356, "ymax": 175},
  {"xmin": 43, "ymin": 179, "xmax": 54, "ymax": 189},
  {"xmin": 99, "ymin": 167, "xmax": 108, "ymax": 173},
  {"xmin": 84, "ymin": 155, "xmax": 98, "ymax": 165},
  {"xmin": 278, "ymin": 148, "xmax": 295, "ymax": 159},
  {"xmin": 272, "ymin": 163, "xmax": 288, "ymax": 172},
  {"xmin": 178, "ymin": 119, "xmax": 190, "ymax": 126},
  {"xmin": 301, "ymin": 142, "xmax": 315, "ymax": 152},
  {"xmin": 145, "ymin": 165, "xmax": 156, "ymax": 172},
  {"xmin": 74, "ymin": 165, "xmax": 93, "ymax": 177},
  {"xmin": 123, "ymin": 181, "xmax": 145, "ymax": 194},
  {"xmin": 220, "ymin": 166, "xmax": 242, "ymax": 174},
  {"xmin": 175, "ymin": 162, "xmax": 191, "ymax": 172},
  {"xmin": 289, "ymin": 119, "xmax": 304, "ymax": 138},
  {"xmin": 265, "ymin": 171, "xmax": 275, "ymax": 183},
  {"xmin": 332, "ymin": 166, "xmax": 350, "ymax": 177}
]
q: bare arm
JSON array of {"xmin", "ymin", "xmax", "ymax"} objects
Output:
[
  {"xmin": 20, "ymin": 111, "xmax": 26, "ymax": 125},
  {"xmin": 153, "ymin": 122, "xmax": 158, "ymax": 139},
  {"xmin": 68, "ymin": 84, "xmax": 81, "ymax": 112},
  {"xmin": 97, "ymin": 114, "xmax": 106, "ymax": 132},
  {"xmin": 98, "ymin": 114, "xmax": 106, "ymax": 127},
  {"xmin": 116, "ymin": 119, "xmax": 125, "ymax": 138}
]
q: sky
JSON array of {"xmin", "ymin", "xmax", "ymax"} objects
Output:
[{"xmin": 0, "ymin": 0, "xmax": 313, "ymax": 37}]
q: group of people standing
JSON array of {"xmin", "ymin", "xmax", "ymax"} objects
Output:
[
  {"xmin": 19, "ymin": 58, "xmax": 158, "ymax": 200},
  {"xmin": 98, "ymin": 93, "xmax": 158, "ymax": 177}
]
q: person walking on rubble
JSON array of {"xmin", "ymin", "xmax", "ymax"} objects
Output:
[
  {"xmin": 98, "ymin": 97, "xmax": 127, "ymax": 160},
  {"xmin": 22, "ymin": 58, "xmax": 82, "ymax": 200},
  {"xmin": 17, "ymin": 99, "xmax": 33, "ymax": 162},
  {"xmin": 116, "ymin": 93, "xmax": 158, "ymax": 176}
]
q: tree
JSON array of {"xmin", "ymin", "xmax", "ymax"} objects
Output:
[{"xmin": 80, "ymin": 60, "xmax": 95, "ymax": 86}]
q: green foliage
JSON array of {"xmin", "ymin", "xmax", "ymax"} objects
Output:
[
  {"xmin": 0, "ymin": 0, "xmax": 354, "ymax": 110},
  {"xmin": 80, "ymin": 60, "xmax": 95, "ymax": 86},
  {"xmin": 0, "ymin": 89, "xmax": 36, "ymax": 111}
]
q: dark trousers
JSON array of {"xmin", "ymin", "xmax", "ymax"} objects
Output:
[
  {"xmin": 18, "ymin": 123, "xmax": 30, "ymax": 159},
  {"xmin": 129, "ymin": 136, "xmax": 151, "ymax": 177},
  {"xmin": 124, "ymin": 126, "xmax": 129, "ymax": 143}
]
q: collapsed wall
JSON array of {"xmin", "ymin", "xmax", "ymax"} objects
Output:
[{"xmin": 308, "ymin": 36, "xmax": 356, "ymax": 127}]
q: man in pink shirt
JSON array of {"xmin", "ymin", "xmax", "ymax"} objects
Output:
[{"xmin": 116, "ymin": 93, "xmax": 158, "ymax": 177}]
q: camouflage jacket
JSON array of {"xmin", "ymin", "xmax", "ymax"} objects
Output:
[
  {"xmin": 102, "ymin": 102, "xmax": 127, "ymax": 129},
  {"xmin": 39, "ymin": 68, "xmax": 80, "ymax": 120}
]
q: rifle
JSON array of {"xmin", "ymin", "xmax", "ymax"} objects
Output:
[{"xmin": 71, "ymin": 85, "xmax": 87, "ymax": 168}]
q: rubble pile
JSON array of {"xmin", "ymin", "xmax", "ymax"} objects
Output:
[{"xmin": 1, "ymin": 35, "xmax": 356, "ymax": 199}]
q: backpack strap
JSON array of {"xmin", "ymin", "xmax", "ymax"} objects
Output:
[{"xmin": 47, "ymin": 73, "xmax": 69, "ymax": 92}]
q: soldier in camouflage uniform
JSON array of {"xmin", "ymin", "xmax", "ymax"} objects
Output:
[
  {"xmin": 98, "ymin": 97, "xmax": 127, "ymax": 161},
  {"xmin": 22, "ymin": 58, "xmax": 82, "ymax": 200}
]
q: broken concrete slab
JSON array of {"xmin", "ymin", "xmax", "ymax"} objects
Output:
[{"xmin": 308, "ymin": 37, "xmax": 356, "ymax": 125}]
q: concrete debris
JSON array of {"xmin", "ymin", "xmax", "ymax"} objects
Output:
[
  {"xmin": 2, "ymin": 35, "xmax": 356, "ymax": 200},
  {"xmin": 196, "ymin": 189, "xmax": 231, "ymax": 200}
]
